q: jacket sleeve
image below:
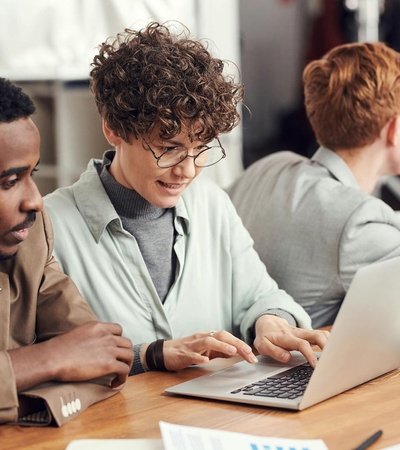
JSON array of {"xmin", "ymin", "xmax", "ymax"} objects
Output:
[
  {"xmin": 14, "ymin": 376, "xmax": 123, "ymax": 427},
  {"xmin": 338, "ymin": 197, "xmax": 400, "ymax": 290},
  {"xmin": 0, "ymin": 352, "xmax": 19, "ymax": 423},
  {"xmin": 36, "ymin": 208, "xmax": 97, "ymax": 340},
  {"xmin": 0, "ymin": 209, "xmax": 99, "ymax": 425}
]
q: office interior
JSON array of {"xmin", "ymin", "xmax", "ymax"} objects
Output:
[
  {"xmin": 3, "ymin": 2, "xmax": 400, "ymax": 448},
  {"xmin": 1, "ymin": 0, "xmax": 400, "ymax": 207}
]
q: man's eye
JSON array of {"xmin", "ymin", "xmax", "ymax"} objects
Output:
[{"xmin": 1, "ymin": 178, "xmax": 19, "ymax": 188}]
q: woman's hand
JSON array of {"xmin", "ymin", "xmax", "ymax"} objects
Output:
[
  {"xmin": 146, "ymin": 330, "xmax": 258, "ymax": 371},
  {"xmin": 253, "ymin": 315, "xmax": 330, "ymax": 368}
]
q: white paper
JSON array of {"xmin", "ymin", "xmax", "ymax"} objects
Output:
[
  {"xmin": 159, "ymin": 421, "xmax": 328, "ymax": 450},
  {"xmin": 65, "ymin": 439, "xmax": 164, "ymax": 449}
]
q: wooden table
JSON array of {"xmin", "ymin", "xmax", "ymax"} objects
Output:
[{"xmin": 1, "ymin": 355, "xmax": 400, "ymax": 450}]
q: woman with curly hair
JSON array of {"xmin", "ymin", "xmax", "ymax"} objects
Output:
[{"xmin": 44, "ymin": 22, "xmax": 328, "ymax": 375}]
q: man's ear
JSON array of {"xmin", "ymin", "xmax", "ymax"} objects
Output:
[
  {"xmin": 387, "ymin": 116, "xmax": 400, "ymax": 147},
  {"xmin": 102, "ymin": 120, "xmax": 121, "ymax": 146}
]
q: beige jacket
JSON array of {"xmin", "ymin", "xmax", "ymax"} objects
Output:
[{"xmin": 0, "ymin": 209, "xmax": 119, "ymax": 426}]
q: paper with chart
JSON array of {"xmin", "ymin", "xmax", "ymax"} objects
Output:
[{"xmin": 159, "ymin": 421, "xmax": 328, "ymax": 450}]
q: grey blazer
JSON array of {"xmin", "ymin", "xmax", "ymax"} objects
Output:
[{"xmin": 227, "ymin": 147, "xmax": 400, "ymax": 328}]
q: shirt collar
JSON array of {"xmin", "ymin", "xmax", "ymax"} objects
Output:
[
  {"xmin": 72, "ymin": 157, "xmax": 122, "ymax": 242},
  {"xmin": 175, "ymin": 194, "xmax": 190, "ymax": 235},
  {"xmin": 311, "ymin": 146, "xmax": 359, "ymax": 188},
  {"xmin": 72, "ymin": 151, "xmax": 191, "ymax": 242}
]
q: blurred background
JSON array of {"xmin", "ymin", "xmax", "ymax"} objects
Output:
[
  {"xmin": 1, "ymin": 0, "xmax": 399, "ymax": 206},
  {"xmin": 241, "ymin": 0, "xmax": 400, "ymax": 164}
]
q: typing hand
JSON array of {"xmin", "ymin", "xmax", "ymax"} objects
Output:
[
  {"xmin": 253, "ymin": 315, "xmax": 329, "ymax": 368},
  {"xmin": 160, "ymin": 330, "xmax": 258, "ymax": 371}
]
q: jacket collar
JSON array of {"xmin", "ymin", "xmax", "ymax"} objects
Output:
[{"xmin": 311, "ymin": 146, "xmax": 359, "ymax": 188}]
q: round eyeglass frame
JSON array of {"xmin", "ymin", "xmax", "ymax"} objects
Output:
[{"xmin": 142, "ymin": 137, "xmax": 226, "ymax": 168}]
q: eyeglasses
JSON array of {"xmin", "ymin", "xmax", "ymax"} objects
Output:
[{"xmin": 142, "ymin": 137, "xmax": 226, "ymax": 168}]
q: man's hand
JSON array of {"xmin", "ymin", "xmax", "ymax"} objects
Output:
[
  {"xmin": 153, "ymin": 330, "xmax": 258, "ymax": 371},
  {"xmin": 253, "ymin": 315, "xmax": 330, "ymax": 368},
  {"xmin": 8, "ymin": 321, "xmax": 133, "ymax": 391}
]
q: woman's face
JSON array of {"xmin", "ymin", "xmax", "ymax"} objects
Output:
[{"xmin": 106, "ymin": 124, "xmax": 205, "ymax": 208}]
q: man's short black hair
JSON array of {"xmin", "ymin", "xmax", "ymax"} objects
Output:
[{"xmin": 0, "ymin": 77, "xmax": 35, "ymax": 123}]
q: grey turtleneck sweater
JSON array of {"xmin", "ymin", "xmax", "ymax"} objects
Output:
[{"xmin": 99, "ymin": 156, "xmax": 176, "ymax": 303}]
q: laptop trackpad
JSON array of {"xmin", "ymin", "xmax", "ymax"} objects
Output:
[{"xmin": 209, "ymin": 352, "xmax": 308, "ymax": 382}]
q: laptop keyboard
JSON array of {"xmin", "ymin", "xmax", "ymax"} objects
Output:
[{"xmin": 230, "ymin": 362, "xmax": 314, "ymax": 400}]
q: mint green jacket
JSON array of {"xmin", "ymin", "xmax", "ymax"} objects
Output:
[{"xmin": 44, "ymin": 157, "xmax": 312, "ymax": 346}]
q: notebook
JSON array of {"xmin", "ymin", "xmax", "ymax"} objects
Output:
[{"xmin": 165, "ymin": 256, "xmax": 400, "ymax": 410}]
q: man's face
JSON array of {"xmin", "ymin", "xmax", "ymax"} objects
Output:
[
  {"xmin": 108, "ymin": 126, "xmax": 205, "ymax": 209},
  {"xmin": 0, "ymin": 118, "xmax": 43, "ymax": 260}
]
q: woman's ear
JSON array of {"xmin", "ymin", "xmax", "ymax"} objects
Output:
[
  {"xmin": 102, "ymin": 120, "xmax": 121, "ymax": 146},
  {"xmin": 387, "ymin": 116, "xmax": 400, "ymax": 147}
]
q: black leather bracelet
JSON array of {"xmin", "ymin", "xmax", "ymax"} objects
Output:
[
  {"xmin": 145, "ymin": 340, "xmax": 157, "ymax": 371},
  {"xmin": 145, "ymin": 339, "xmax": 167, "ymax": 371},
  {"xmin": 154, "ymin": 339, "xmax": 167, "ymax": 371}
]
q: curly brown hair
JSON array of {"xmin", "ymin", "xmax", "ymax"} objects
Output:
[
  {"xmin": 90, "ymin": 22, "xmax": 244, "ymax": 144},
  {"xmin": 303, "ymin": 41, "xmax": 400, "ymax": 150}
]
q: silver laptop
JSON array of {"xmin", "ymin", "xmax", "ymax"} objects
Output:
[{"xmin": 166, "ymin": 257, "xmax": 400, "ymax": 410}]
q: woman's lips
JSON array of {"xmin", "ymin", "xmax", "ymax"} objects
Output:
[{"xmin": 158, "ymin": 180, "xmax": 186, "ymax": 193}]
